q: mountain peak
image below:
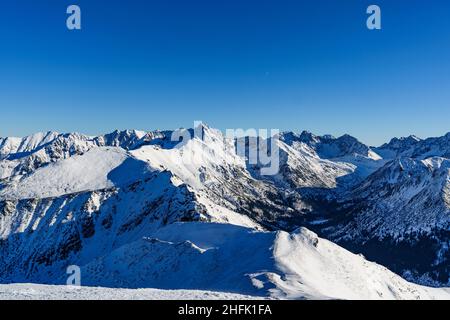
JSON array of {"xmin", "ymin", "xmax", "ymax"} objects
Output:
[{"xmin": 299, "ymin": 130, "xmax": 320, "ymax": 143}]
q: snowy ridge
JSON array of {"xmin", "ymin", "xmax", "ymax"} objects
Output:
[
  {"xmin": 78, "ymin": 223, "xmax": 450, "ymax": 299},
  {"xmin": 1, "ymin": 126, "xmax": 450, "ymax": 298},
  {"xmin": 336, "ymin": 157, "xmax": 450, "ymax": 239},
  {"xmin": 376, "ymin": 132, "xmax": 450, "ymax": 159},
  {"xmin": 0, "ymin": 147, "xmax": 153, "ymax": 200},
  {"xmin": 0, "ymin": 129, "xmax": 166, "ymax": 180}
]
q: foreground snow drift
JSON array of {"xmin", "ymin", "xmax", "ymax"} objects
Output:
[
  {"xmin": 0, "ymin": 283, "xmax": 258, "ymax": 300},
  {"xmin": 80, "ymin": 223, "xmax": 450, "ymax": 300}
]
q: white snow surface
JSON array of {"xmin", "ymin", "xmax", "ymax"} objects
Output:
[
  {"xmin": 79, "ymin": 222, "xmax": 450, "ymax": 300},
  {"xmin": 0, "ymin": 147, "xmax": 153, "ymax": 200},
  {"xmin": 0, "ymin": 283, "xmax": 259, "ymax": 300}
]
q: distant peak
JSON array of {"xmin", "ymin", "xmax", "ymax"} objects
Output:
[
  {"xmin": 299, "ymin": 130, "xmax": 320, "ymax": 143},
  {"xmin": 322, "ymin": 134, "xmax": 336, "ymax": 140},
  {"xmin": 399, "ymin": 135, "xmax": 421, "ymax": 142},
  {"xmin": 299, "ymin": 130, "xmax": 315, "ymax": 138},
  {"xmin": 381, "ymin": 135, "xmax": 422, "ymax": 150},
  {"xmin": 339, "ymin": 133, "xmax": 355, "ymax": 139},
  {"xmin": 390, "ymin": 134, "xmax": 421, "ymax": 143}
]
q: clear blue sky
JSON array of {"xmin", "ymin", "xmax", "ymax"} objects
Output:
[{"xmin": 0, "ymin": 0, "xmax": 449, "ymax": 146}]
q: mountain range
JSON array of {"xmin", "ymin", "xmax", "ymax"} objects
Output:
[{"xmin": 0, "ymin": 125, "xmax": 449, "ymax": 299}]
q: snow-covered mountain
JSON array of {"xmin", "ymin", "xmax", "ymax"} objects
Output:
[
  {"xmin": 281, "ymin": 131, "xmax": 379, "ymax": 160},
  {"xmin": 76, "ymin": 223, "xmax": 450, "ymax": 300},
  {"xmin": 376, "ymin": 133, "xmax": 450, "ymax": 159},
  {"xmin": 302, "ymin": 133, "xmax": 450, "ymax": 286},
  {"xmin": 279, "ymin": 131, "xmax": 385, "ymax": 189},
  {"xmin": 0, "ymin": 125, "xmax": 449, "ymax": 299},
  {"xmin": 316, "ymin": 157, "xmax": 450, "ymax": 286}
]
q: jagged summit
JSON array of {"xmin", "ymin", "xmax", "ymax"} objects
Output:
[
  {"xmin": 376, "ymin": 135, "xmax": 422, "ymax": 156},
  {"xmin": 280, "ymin": 131, "xmax": 377, "ymax": 160},
  {"xmin": 376, "ymin": 132, "xmax": 450, "ymax": 159}
]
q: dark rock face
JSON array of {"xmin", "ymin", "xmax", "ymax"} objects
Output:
[{"xmin": 0, "ymin": 172, "xmax": 204, "ymax": 284}]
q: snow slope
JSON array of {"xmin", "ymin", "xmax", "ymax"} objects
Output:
[
  {"xmin": 0, "ymin": 130, "xmax": 164, "ymax": 180},
  {"xmin": 317, "ymin": 156, "xmax": 450, "ymax": 286},
  {"xmin": 80, "ymin": 222, "xmax": 450, "ymax": 300},
  {"xmin": 0, "ymin": 147, "xmax": 153, "ymax": 200},
  {"xmin": 334, "ymin": 157, "xmax": 450, "ymax": 239}
]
